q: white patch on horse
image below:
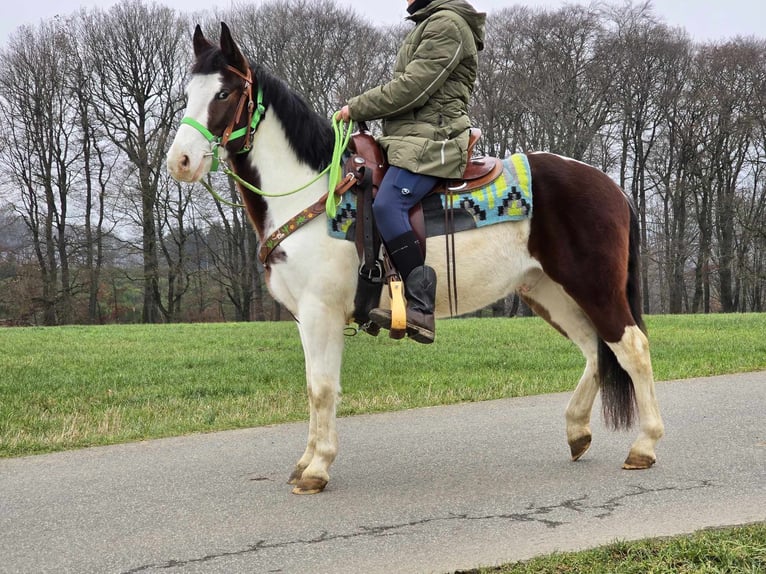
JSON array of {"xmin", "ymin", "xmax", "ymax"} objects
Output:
[
  {"xmin": 426, "ymin": 221, "xmax": 539, "ymax": 317},
  {"xmin": 247, "ymin": 112, "xmax": 326, "ymax": 238},
  {"xmin": 607, "ymin": 325, "xmax": 664, "ymax": 464}
]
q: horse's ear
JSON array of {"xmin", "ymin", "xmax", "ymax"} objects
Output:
[
  {"xmin": 193, "ymin": 25, "xmax": 213, "ymax": 57},
  {"xmin": 219, "ymin": 22, "xmax": 249, "ymax": 75}
]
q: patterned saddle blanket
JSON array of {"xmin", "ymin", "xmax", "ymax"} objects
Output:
[{"xmin": 329, "ymin": 153, "xmax": 532, "ymax": 240}]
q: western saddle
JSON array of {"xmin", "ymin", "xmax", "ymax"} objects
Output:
[{"xmin": 343, "ymin": 126, "xmax": 503, "ymax": 198}]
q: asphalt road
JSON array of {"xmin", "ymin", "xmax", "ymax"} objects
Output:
[{"xmin": 1, "ymin": 372, "xmax": 764, "ymax": 573}]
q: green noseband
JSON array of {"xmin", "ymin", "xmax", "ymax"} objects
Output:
[{"xmin": 180, "ymin": 86, "xmax": 265, "ymax": 172}]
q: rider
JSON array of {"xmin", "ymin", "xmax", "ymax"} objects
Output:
[{"xmin": 338, "ymin": 0, "xmax": 486, "ymax": 344}]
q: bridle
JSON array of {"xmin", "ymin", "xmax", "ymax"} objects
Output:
[
  {"xmin": 180, "ymin": 65, "xmax": 265, "ymax": 171},
  {"xmin": 174, "ymin": 63, "xmax": 355, "ymax": 266}
]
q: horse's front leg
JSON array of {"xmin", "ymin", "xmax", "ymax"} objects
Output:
[
  {"xmin": 287, "ymin": 351, "xmax": 317, "ymax": 485},
  {"xmin": 290, "ymin": 304, "xmax": 346, "ymax": 494}
]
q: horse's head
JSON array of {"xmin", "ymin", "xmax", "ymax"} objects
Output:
[{"xmin": 167, "ymin": 22, "xmax": 263, "ymax": 183}]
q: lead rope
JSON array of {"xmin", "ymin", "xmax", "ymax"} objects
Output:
[
  {"xmin": 192, "ymin": 115, "xmax": 353, "ymax": 210},
  {"xmin": 326, "ymin": 114, "xmax": 355, "ymax": 218}
]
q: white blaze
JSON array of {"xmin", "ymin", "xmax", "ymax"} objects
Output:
[{"xmin": 166, "ymin": 74, "xmax": 223, "ymax": 182}]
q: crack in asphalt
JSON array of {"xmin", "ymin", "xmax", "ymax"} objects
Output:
[{"xmin": 121, "ymin": 479, "xmax": 716, "ymax": 573}]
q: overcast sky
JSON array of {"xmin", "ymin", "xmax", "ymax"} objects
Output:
[{"xmin": 1, "ymin": 0, "xmax": 764, "ymax": 45}]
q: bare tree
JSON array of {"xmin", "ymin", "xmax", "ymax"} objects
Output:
[
  {"xmin": 156, "ymin": 175, "xmax": 195, "ymax": 321},
  {"xmin": 515, "ymin": 6, "xmax": 615, "ymax": 159},
  {"xmin": 68, "ymin": 16, "xmax": 123, "ymax": 323},
  {"xmin": 222, "ymin": 0, "xmax": 391, "ymax": 116},
  {"xmin": 207, "ymin": 181, "xmax": 262, "ymax": 322},
  {"xmin": 471, "ymin": 7, "xmax": 536, "ymax": 158},
  {"xmin": 693, "ymin": 41, "xmax": 761, "ymax": 311},
  {"xmin": 604, "ymin": 4, "xmax": 695, "ymax": 312},
  {"xmin": 80, "ymin": 0, "xmax": 189, "ymax": 323},
  {"xmin": 0, "ymin": 20, "xmax": 84, "ymax": 324}
]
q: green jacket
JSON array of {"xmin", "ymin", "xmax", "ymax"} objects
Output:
[{"xmin": 348, "ymin": 0, "xmax": 486, "ymax": 178}]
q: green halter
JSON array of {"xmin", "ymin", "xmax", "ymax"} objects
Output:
[{"xmin": 180, "ymin": 86, "xmax": 265, "ymax": 172}]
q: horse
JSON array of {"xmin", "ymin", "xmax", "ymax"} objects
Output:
[{"xmin": 166, "ymin": 22, "xmax": 664, "ymax": 495}]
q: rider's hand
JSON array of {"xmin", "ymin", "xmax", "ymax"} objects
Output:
[{"xmin": 337, "ymin": 105, "xmax": 351, "ymax": 122}]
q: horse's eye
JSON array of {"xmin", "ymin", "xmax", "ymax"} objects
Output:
[{"xmin": 216, "ymin": 90, "xmax": 230, "ymax": 100}]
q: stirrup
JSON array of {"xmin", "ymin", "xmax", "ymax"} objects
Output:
[
  {"xmin": 388, "ymin": 279, "xmax": 407, "ymax": 339},
  {"xmin": 367, "ymin": 307, "xmax": 435, "ymax": 344}
]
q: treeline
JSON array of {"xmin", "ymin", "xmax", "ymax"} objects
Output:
[{"xmin": 0, "ymin": 0, "xmax": 764, "ymax": 325}]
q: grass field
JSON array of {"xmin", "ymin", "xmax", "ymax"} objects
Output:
[
  {"xmin": 468, "ymin": 523, "xmax": 766, "ymax": 573},
  {"xmin": 2, "ymin": 313, "xmax": 764, "ymax": 572},
  {"xmin": 1, "ymin": 313, "xmax": 765, "ymax": 458}
]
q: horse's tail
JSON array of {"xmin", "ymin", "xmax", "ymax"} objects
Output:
[{"xmin": 598, "ymin": 196, "xmax": 642, "ymax": 430}]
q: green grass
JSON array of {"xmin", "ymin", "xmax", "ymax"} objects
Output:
[
  {"xmin": 1, "ymin": 314, "xmax": 765, "ymax": 457},
  {"xmin": 465, "ymin": 522, "xmax": 766, "ymax": 573}
]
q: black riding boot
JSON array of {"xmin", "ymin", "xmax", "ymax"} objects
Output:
[
  {"xmin": 384, "ymin": 230, "xmax": 424, "ymax": 280},
  {"xmin": 369, "ymin": 264, "xmax": 437, "ymax": 344},
  {"xmin": 402, "ymin": 265, "xmax": 437, "ymax": 344}
]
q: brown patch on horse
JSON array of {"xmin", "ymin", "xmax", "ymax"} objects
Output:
[
  {"xmin": 194, "ymin": 49, "xmax": 257, "ymax": 155},
  {"xmin": 229, "ymin": 155, "xmax": 268, "ymax": 240},
  {"xmin": 197, "ymin": 61, "xmax": 272, "ymax": 242},
  {"xmin": 525, "ymin": 153, "xmax": 635, "ymax": 343},
  {"xmin": 519, "ymin": 294, "xmax": 568, "ymax": 338}
]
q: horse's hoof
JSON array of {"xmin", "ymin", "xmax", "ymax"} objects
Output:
[
  {"xmin": 291, "ymin": 477, "xmax": 327, "ymax": 495},
  {"xmin": 569, "ymin": 434, "xmax": 592, "ymax": 461},
  {"xmin": 622, "ymin": 452, "xmax": 656, "ymax": 469},
  {"xmin": 287, "ymin": 465, "xmax": 306, "ymax": 485}
]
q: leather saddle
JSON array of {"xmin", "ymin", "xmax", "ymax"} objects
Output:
[
  {"xmin": 342, "ymin": 126, "xmax": 503, "ymax": 255},
  {"xmin": 344, "ymin": 127, "xmax": 502, "ymax": 197}
]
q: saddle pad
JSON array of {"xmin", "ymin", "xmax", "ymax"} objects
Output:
[{"xmin": 329, "ymin": 153, "xmax": 532, "ymax": 240}]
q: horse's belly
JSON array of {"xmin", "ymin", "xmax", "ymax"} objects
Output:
[{"xmin": 419, "ymin": 220, "xmax": 540, "ymax": 316}]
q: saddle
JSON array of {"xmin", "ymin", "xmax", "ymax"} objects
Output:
[
  {"xmin": 342, "ymin": 126, "xmax": 503, "ymax": 255},
  {"xmin": 344, "ymin": 127, "xmax": 502, "ymax": 197}
]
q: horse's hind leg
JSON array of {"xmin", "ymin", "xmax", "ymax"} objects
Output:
[
  {"xmin": 606, "ymin": 326, "xmax": 664, "ymax": 468},
  {"xmin": 571, "ymin": 284, "xmax": 663, "ymax": 469},
  {"xmin": 522, "ymin": 271, "xmax": 664, "ymax": 466},
  {"xmin": 559, "ymin": 295, "xmax": 663, "ymax": 468},
  {"xmin": 520, "ymin": 272, "xmax": 600, "ymax": 461},
  {"xmin": 566, "ymin": 353, "xmax": 599, "ymax": 461}
]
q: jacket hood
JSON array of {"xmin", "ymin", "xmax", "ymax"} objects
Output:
[{"xmin": 408, "ymin": 0, "xmax": 487, "ymax": 51}]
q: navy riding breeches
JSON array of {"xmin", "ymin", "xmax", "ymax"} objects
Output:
[{"xmin": 372, "ymin": 166, "xmax": 438, "ymax": 242}]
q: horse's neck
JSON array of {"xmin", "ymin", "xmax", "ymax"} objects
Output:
[{"xmin": 246, "ymin": 113, "xmax": 328, "ymax": 237}]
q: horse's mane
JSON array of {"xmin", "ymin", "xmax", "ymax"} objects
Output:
[
  {"xmin": 191, "ymin": 47, "xmax": 334, "ymax": 173},
  {"xmin": 253, "ymin": 65, "xmax": 335, "ymax": 172}
]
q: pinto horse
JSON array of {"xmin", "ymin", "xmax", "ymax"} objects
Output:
[{"xmin": 167, "ymin": 23, "xmax": 664, "ymax": 494}]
